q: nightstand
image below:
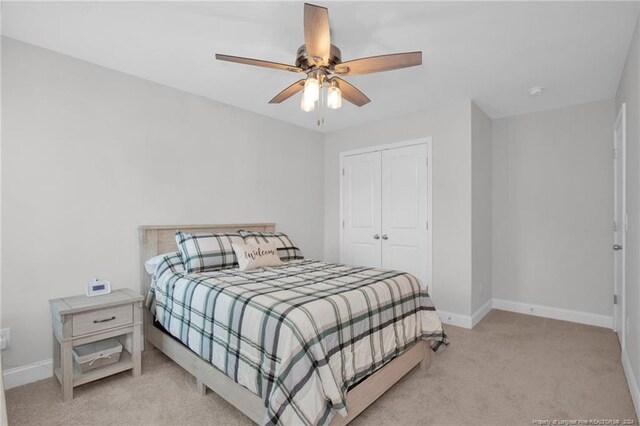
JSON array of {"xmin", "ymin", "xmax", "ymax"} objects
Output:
[{"xmin": 49, "ymin": 288, "xmax": 144, "ymax": 401}]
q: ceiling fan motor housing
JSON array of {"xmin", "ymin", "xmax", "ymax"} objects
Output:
[{"xmin": 296, "ymin": 44, "xmax": 342, "ymax": 71}]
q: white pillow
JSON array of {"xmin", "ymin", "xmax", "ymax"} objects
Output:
[
  {"xmin": 232, "ymin": 242, "xmax": 283, "ymax": 271},
  {"xmin": 144, "ymin": 253, "xmax": 176, "ymax": 275}
]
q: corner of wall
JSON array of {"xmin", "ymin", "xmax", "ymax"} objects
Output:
[{"xmin": 470, "ymin": 101, "xmax": 493, "ymax": 315}]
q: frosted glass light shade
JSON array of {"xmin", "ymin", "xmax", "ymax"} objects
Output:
[
  {"xmin": 327, "ymin": 85, "xmax": 342, "ymax": 109},
  {"xmin": 300, "ymin": 91, "xmax": 315, "ymax": 112},
  {"xmin": 303, "ymin": 76, "xmax": 320, "ymax": 102}
]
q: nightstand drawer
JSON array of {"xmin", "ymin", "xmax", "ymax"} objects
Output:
[{"xmin": 72, "ymin": 305, "xmax": 133, "ymax": 336}]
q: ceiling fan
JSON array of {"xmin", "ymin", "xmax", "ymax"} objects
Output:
[{"xmin": 215, "ymin": 3, "xmax": 422, "ymax": 119}]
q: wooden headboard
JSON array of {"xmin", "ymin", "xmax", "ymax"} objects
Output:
[{"xmin": 138, "ymin": 223, "xmax": 276, "ymax": 296}]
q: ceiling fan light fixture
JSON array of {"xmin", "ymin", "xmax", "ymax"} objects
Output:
[
  {"xmin": 301, "ymin": 91, "xmax": 316, "ymax": 112},
  {"xmin": 303, "ymin": 74, "xmax": 320, "ymax": 102},
  {"xmin": 215, "ymin": 3, "xmax": 422, "ymax": 122},
  {"xmin": 327, "ymin": 81, "xmax": 342, "ymax": 110}
]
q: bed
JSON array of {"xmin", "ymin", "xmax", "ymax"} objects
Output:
[{"xmin": 140, "ymin": 223, "xmax": 447, "ymax": 426}]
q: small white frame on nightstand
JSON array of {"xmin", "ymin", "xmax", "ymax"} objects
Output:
[{"xmin": 49, "ymin": 288, "xmax": 143, "ymax": 401}]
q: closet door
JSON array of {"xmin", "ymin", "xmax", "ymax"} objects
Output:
[
  {"xmin": 381, "ymin": 144, "xmax": 428, "ymax": 286},
  {"xmin": 342, "ymin": 151, "xmax": 382, "ymax": 267}
]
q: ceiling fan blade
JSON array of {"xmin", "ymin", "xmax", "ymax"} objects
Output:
[
  {"xmin": 333, "ymin": 52, "xmax": 422, "ymax": 76},
  {"xmin": 269, "ymin": 80, "xmax": 306, "ymax": 104},
  {"xmin": 304, "ymin": 3, "xmax": 331, "ymax": 66},
  {"xmin": 332, "ymin": 77, "xmax": 370, "ymax": 107},
  {"xmin": 215, "ymin": 54, "xmax": 303, "ymax": 73}
]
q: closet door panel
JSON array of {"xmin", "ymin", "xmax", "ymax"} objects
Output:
[
  {"xmin": 342, "ymin": 152, "xmax": 382, "ymax": 267},
  {"xmin": 381, "ymin": 144, "xmax": 428, "ymax": 287}
]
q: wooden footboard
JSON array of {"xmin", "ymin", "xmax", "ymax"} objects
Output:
[
  {"xmin": 330, "ymin": 341, "xmax": 430, "ymax": 426},
  {"xmin": 146, "ymin": 319, "xmax": 430, "ymax": 426}
]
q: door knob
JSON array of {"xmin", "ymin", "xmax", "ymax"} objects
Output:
[
  {"xmin": 381, "ymin": 234, "xmax": 389, "ymax": 240},
  {"xmin": 613, "ymin": 244, "xmax": 623, "ymax": 251},
  {"xmin": 373, "ymin": 234, "xmax": 380, "ymax": 240}
]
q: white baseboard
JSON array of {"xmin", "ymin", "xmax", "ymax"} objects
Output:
[
  {"xmin": 471, "ymin": 299, "xmax": 493, "ymax": 327},
  {"xmin": 440, "ymin": 298, "xmax": 612, "ymax": 331},
  {"xmin": 3, "ymin": 358, "xmax": 52, "ymax": 390},
  {"xmin": 622, "ymin": 348, "xmax": 640, "ymax": 419},
  {"xmin": 492, "ymin": 298, "xmax": 613, "ymax": 328},
  {"xmin": 437, "ymin": 310, "xmax": 472, "ymax": 329}
]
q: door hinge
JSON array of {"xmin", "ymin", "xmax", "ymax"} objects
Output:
[
  {"xmin": 342, "ymin": 168, "xmax": 345, "ymax": 176},
  {"xmin": 426, "ymin": 221, "xmax": 429, "ymax": 230},
  {"xmin": 614, "ymin": 294, "xmax": 618, "ymax": 305},
  {"xmin": 613, "ymin": 148, "xmax": 617, "ymax": 159},
  {"xmin": 342, "ymin": 220, "xmax": 345, "ymax": 228},
  {"xmin": 426, "ymin": 157, "xmax": 429, "ymax": 166},
  {"xmin": 614, "ymin": 221, "xmax": 618, "ymax": 232}
]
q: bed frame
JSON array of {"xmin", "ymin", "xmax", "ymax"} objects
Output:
[{"xmin": 139, "ymin": 223, "xmax": 430, "ymax": 426}]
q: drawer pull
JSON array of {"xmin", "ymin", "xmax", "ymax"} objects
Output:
[{"xmin": 93, "ymin": 316, "xmax": 116, "ymax": 324}]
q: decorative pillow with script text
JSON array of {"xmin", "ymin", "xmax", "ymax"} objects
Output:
[{"xmin": 232, "ymin": 242, "xmax": 283, "ymax": 271}]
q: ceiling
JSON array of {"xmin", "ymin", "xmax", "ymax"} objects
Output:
[{"xmin": 3, "ymin": 1, "xmax": 639, "ymax": 133}]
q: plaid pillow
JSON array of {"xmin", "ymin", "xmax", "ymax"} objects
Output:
[
  {"xmin": 239, "ymin": 231, "xmax": 304, "ymax": 262},
  {"xmin": 175, "ymin": 231, "xmax": 243, "ymax": 273}
]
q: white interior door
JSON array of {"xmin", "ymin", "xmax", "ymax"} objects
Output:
[
  {"xmin": 381, "ymin": 144, "xmax": 429, "ymax": 288},
  {"xmin": 342, "ymin": 151, "xmax": 382, "ymax": 268},
  {"xmin": 613, "ymin": 103, "xmax": 626, "ymax": 346}
]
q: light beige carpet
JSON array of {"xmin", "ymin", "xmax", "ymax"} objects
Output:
[{"xmin": 6, "ymin": 310, "xmax": 638, "ymax": 425}]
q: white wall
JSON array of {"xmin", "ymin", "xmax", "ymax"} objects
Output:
[
  {"xmin": 324, "ymin": 101, "xmax": 474, "ymax": 319},
  {"xmin": 1, "ymin": 38, "xmax": 324, "ymax": 369},
  {"xmin": 471, "ymin": 103, "xmax": 493, "ymax": 312},
  {"xmin": 615, "ymin": 14, "xmax": 640, "ymax": 415},
  {"xmin": 492, "ymin": 99, "xmax": 615, "ymax": 318}
]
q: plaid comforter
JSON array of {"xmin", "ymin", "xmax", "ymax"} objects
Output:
[{"xmin": 147, "ymin": 254, "xmax": 448, "ymax": 426}]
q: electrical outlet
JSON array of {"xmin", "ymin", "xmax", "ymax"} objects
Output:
[{"xmin": 0, "ymin": 328, "xmax": 11, "ymax": 350}]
